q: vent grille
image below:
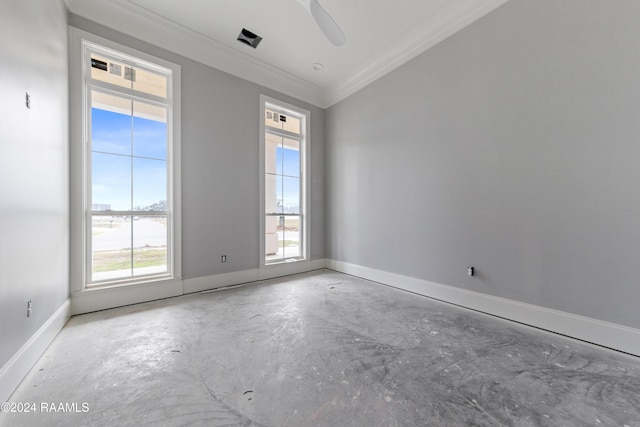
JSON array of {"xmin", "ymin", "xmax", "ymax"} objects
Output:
[{"xmin": 237, "ymin": 28, "xmax": 262, "ymax": 49}]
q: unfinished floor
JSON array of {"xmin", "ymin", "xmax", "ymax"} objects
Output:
[{"xmin": 2, "ymin": 270, "xmax": 640, "ymax": 426}]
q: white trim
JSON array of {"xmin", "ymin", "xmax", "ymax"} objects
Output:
[
  {"xmin": 64, "ymin": 0, "xmax": 510, "ymax": 108},
  {"xmin": 326, "ymin": 259, "xmax": 640, "ymax": 357},
  {"xmin": 184, "ymin": 259, "xmax": 328, "ymax": 294},
  {"xmin": 323, "ymin": 0, "xmax": 511, "ymax": 106},
  {"xmin": 184, "ymin": 270, "xmax": 259, "ymax": 294},
  {"xmin": 0, "ymin": 300, "xmax": 71, "ymax": 402},
  {"xmin": 259, "ymin": 96, "xmax": 266, "ymax": 268},
  {"xmin": 71, "ymin": 279, "xmax": 183, "ymax": 315},
  {"xmin": 171, "ymin": 68, "xmax": 182, "ymax": 281},
  {"xmin": 258, "ymin": 259, "xmax": 325, "ymax": 281},
  {"xmin": 64, "ymin": 0, "xmax": 324, "ymax": 107},
  {"xmin": 69, "ymin": 27, "xmax": 85, "ymax": 293}
]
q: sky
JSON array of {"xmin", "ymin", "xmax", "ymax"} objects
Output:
[
  {"xmin": 272, "ymin": 145, "xmax": 301, "ymax": 213},
  {"xmin": 92, "ymin": 107, "xmax": 303, "ymax": 214},
  {"xmin": 91, "ymin": 107, "xmax": 167, "ymax": 211}
]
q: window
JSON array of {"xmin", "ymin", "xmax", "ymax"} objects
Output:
[
  {"xmin": 74, "ymin": 34, "xmax": 180, "ymax": 287},
  {"xmin": 260, "ymin": 97, "xmax": 310, "ymax": 264}
]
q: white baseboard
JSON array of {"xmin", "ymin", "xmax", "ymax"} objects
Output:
[
  {"xmin": 258, "ymin": 258, "xmax": 328, "ymax": 281},
  {"xmin": 71, "ymin": 279, "xmax": 183, "ymax": 315},
  {"xmin": 326, "ymin": 259, "xmax": 640, "ymax": 357},
  {"xmin": 0, "ymin": 300, "xmax": 71, "ymax": 402},
  {"xmin": 184, "ymin": 269, "xmax": 259, "ymax": 294},
  {"xmin": 71, "ymin": 259, "xmax": 329, "ymax": 314},
  {"xmin": 184, "ymin": 258, "xmax": 328, "ymax": 294}
]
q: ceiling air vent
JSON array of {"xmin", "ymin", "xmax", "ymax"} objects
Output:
[{"xmin": 237, "ymin": 28, "xmax": 262, "ymax": 49}]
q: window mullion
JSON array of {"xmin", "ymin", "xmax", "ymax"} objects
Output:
[
  {"xmin": 87, "ymin": 80, "xmax": 167, "ymax": 104},
  {"xmin": 265, "ymin": 128, "xmax": 300, "ymax": 140},
  {"xmin": 87, "ymin": 84, "xmax": 168, "ymax": 111},
  {"xmin": 129, "ymin": 97, "xmax": 134, "ymax": 277}
]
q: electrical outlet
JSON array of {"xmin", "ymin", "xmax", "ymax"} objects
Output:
[
  {"xmin": 27, "ymin": 300, "xmax": 32, "ymax": 317},
  {"xmin": 467, "ymin": 266, "xmax": 475, "ymax": 277},
  {"xmin": 25, "ymin": 93, "xmax": 31, "ymax": 109},
  {"xmin": 221, "ymin": 255, "xmax": 227, "ymax": 263}
]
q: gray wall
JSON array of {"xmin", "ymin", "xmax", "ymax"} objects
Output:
[
  {"xmin": 326, "ymin": 0, "xmax": 640, "ymax": 330},
  {"xmin": 0, "ymin": 0, "xmax": 69, "ymax": 367},
  {"xmin": 68, "ymin": 15, "xmax": 326, "ymax": 280}
]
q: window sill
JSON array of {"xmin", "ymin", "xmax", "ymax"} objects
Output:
[
  {"xmin": 259, "ymin": 258, "xmax": 321, "ymax": 281},
  {"xmin": 70, "ymin": 277, "xmax": 184, "ymax": 315},
  {"xmin": 265, "ymin": 257, "xmax": 305, "ymax": 266},
  {"xmin": 80, "ymin": 274, "xmax": 180, "ymax": 293}
]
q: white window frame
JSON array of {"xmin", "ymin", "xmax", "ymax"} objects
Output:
[
  {"xmin": 259, "ymin": 95, "xmax": 310, "ymax": 266},
  {"xmin": 69, "ymin": 28, "xmax": 181, "ymax": 292}
]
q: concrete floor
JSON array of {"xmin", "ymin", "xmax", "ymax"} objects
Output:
[{"xmin": 2, "ymin": 270, "xmax": 640, "ymax": 426}]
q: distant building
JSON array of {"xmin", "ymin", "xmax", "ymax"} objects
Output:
[{"xmin": 92, "ymin": 203, "xmax": 112, "ymax": 211}]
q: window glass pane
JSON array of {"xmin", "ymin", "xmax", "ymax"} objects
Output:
[
  {"xmin": 282, "ymin": 140, "xmax": 300, "ymax": 178},
  {"xmin": 133, "ymin": 215, "xmax": 167, "ymax": 276},
  {"xmin": 133, "ymin": 158, "xmax": 166, "ymax": 211},
  {"xmin": 265, "ymin": 109, "xmax": 280, "ymax": 130},
  {"xmin": 91, "ymin": 91, "xmax": 132, "ymax": 156},
  {"xmin": 266, "ymin": 214, "xmax": 301, "ymax": 262},
  {"xmin": 92, "ymin": 152, "xmax": 131, "ymax": 211},
  {"xmin": 282, "ymin": 215, "xmax": 301, "ymax": 258},
  {"xmin": 282, "ymin": 115, "xmax": 300, "ymax": 135},
  {"xmin": 265, "ymin": 216, "xmax": 281, "ymax": 261},
  {"xmin": 265, "ymin": 133, "xmax": 282, "ymax": 175},
  {"xmin": 92, "ymin": 215, "xmax": 132, "ymax": 281},
  {"xmin": 133, "ymin": 68, "xmax": 168, "ymax": 98},
  {"xmin": 265, "ymin": 173, "xmax": 282, "ymax": 214},
  {"xmin": 282, "ymin": 177, "xmax": 300, "ymax": 214},
  {"xmin": 265, "ymin": 108, "xmax": 301, "ymax": 135},
  {"xmin": 263, "ymin": 101, "xmax": 305, "ymax": 264},
  {"xmin": 90, "ymin": 53, "xmax": 168, "ymax": 99},
  {"xmin": 90, "ymin": 54, "xmax": 131, "ymax": 91},
  {"xmin": 133, "ymin": 102, "xmax": 167, "ymax": 160},
  {"xmin": 84, "ymin": 40, "xmax": 175, "ymax": 286}
]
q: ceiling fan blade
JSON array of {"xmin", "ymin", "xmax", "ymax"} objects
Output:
[{"xmin": 308, "ymin": 0, "xmax": 346, "ymax": 46}]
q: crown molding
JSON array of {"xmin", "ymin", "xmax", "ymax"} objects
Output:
[
  {"xmin": 64, "ymin": 0, "xmax": 325, "ymax": 107},
  {"xmin": 65, "ymin": 0, "xmax": 511, "ymax": 109},
  {"xmin": 322, "ymin": 0, "xmax": 511, "ymax": 107}
]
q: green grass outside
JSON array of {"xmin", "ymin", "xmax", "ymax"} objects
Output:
[
  {"xmin": 279, "ymin": 240, "xmax": 299, "ymax": 248},
  {"xmin": 93, "ymin": 248, "xmax": 167, "ymax": 273}
]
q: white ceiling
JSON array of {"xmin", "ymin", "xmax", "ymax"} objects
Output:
[{"xmin": 65, "ymin": 0, "xmax": 510, "ymax": 107}]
